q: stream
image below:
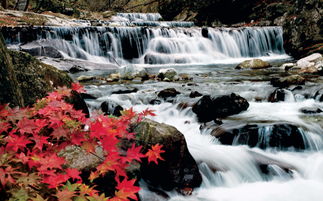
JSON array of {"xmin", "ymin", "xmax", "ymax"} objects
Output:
[{"xmin": 3, "ymin": 12, "xmax": 323, "ymax": 201}]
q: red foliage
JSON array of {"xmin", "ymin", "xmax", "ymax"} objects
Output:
[{"xmin": 0, "ymin": 83, "xmax": 164, "ymax": 200}]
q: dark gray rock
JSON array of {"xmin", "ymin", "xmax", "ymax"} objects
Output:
[
  {"xmin": 100, "ymin": 100, "xmax": 124, "ymax": 117},
  {"xmin": 157, "ymin": 88, "xmax": 180, "ymax": 100},
  {"xmin": 213, "ymin": 124, "xmax": 306, "ymax": 150},
  {"xmin": 300, "ymin": 107, "xmax": 322, "ymax": 114},
  {"xmin": 111, "ymin": 86, "xmax": 138, "ymax": 94},
  {"xmin": 270, "ymin": 75, "xmax": 306, "ymax": 88},
  {"xmin": 192, "ymin": 93, "xmax": 249, "ymax": 123},
  {"xmin": 65, "ymin": 91, "xmax": 90, "ymax": 118},
  {"xmin": 131, "ymin": 119, "xmax": 202, "ymax": 191},
  {"xmin": 189, "ymin": 91, "xmax": 202, "ymax": 98},
  {"xmin": 68, "ymin": 65, "xmax": 89, "ymax": 74},
  {"xmin": 268, "ymin": 88, "xmax": 288, "ymax": 102}
]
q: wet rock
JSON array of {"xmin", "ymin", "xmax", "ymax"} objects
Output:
[
  {"xmin": 131, "ymin": 119, "xmax": 202, "ymax": 191},
  {"xmin": 111, "ymin": 86, "xmax": 138, "ymax": 94},
  {"xmin": 149, "ymin": 99, "xmax": 162, "ymax": 105},
  {"xmin": 214, "ymin": 124, "xmax": 306, "ymax": 150},
  {"xmin": 280, "ymin": 63, "xmax": 295, "ymax": 70},
  {"xmin": 81, "ymin": 93, "xmax": 97, "ymax": 100},
  {"xmin": 20, "ymin": 42, "xmax": 63, "ymax": 58},
  {"xmin": 158, "ymin": 88, "xmax": 181, "ymax": 100},
  {"xmin": 314, "ymin": 89, "xmax": 323, "ymax": 102},
  {"xmin": 134, "ymin": 68, "xmax": 150, "ymax": 81},
  {"xmin": 177, "ymin": 102, "xmax": 192, "ymax": 111},
  {"xmin": 100, "ymin": 100, "xmax": 124, "ymax": 117},
  {"xmin": 236, "ymin": 59, "xmax": 271, "ymax": 69},
  {"xmin": 268, "ymin": 88, "xmax": 288, "ymax": 102},
  {"xmin": 299, "ymin": 66, "xmax": 320, "ymax": 74},
  {"xmin": 187, "ymin": 82, "xmax": 198, "ymax": 86},
  {"xmin": 300, "ymin": 107, "xmax": 322, "ymax": 114},
  {"xmin": 65, "ymin": 90, "xmax": 90, "ymax": 118},
  {"xmin": 158, "ymin": 68, "xmax": 178, "ymax": 81},
  {"xmin": 77, "ymin": 75, "xmax": 96, "ymax": 82},
  {"xmin": 201, "ymin": 27, "xmax": 208, "ymax": 38},
  {"xmin": 109, "ymin": 73, "xmax": 120, "ymax": 82},
  {"xmin": 296, "ymin": 53, "xmax": 322, "ymax": 68},
  {"xmin": 270, "ymin": 75, "xmax": 305, "ymax": 88},
  {"xmin": 179, "ymin": 73, "xmax": 192, "ymax": 81},
  {"xmin": 68, "ymin": 65, "xmax": 89, "ymax": 74},
  {"xmin": 192, "ymin": 93, "xmax": 249, "ymax": 123},
  {"xmin": 189, "ymin": 91, "xmax": 203, "ymax": 98}
]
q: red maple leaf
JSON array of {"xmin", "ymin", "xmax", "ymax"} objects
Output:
[
  {"xmin": 122, "ymin": 144, "xmax": 144, "ymax": 163},
  {"xmin": 51, "ymin": 127, "xmax": 70, "ymax": 139},
  {"xmin": 112, "ymin": 178, "xmax": 140, "ymax": 201},
  {"xmin": 17, "ymin": 118, "xmax": 38, "ymax": 134},
  {"xmin": 0, "ymin": 122, "xmax": 11, "ymax": 133},
  {"xmin": 32, "ymin": 134, "xmax": 49, "ymax": 150},
  {"xmin": 145, "ymin": 144, "xmax": 165, "ymax": 164},
  {"xmin": 42, "ymin": 173, "xmax": 69, "ymax": 188},
  {"xmin": 101, "ymin": 136, "xmax": 119, "ymax": 153},
  {"xmin": 6, "ymin": 134, "xmax": 32, "ymax": 152},
  {"xmin": 0, "ymin": 104, "xmax": 11, "ymax": 118},
  {"xmin": 66, "ymin": 168, "xmax": 81, "ymax": 181},
  {"xmin": 71, "ymin": 82, "xmax": 85, "ymax": 93},
  {"xmin": 70, "ymin": 131, "xmax": 86, "ymax": 146},
  {"xmin": 37, "ymin": 154, "xmax": 66, "ymax": 173}
]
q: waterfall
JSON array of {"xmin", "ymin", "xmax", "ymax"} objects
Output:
[
  {"xmin": 116, "ymin": 13, "xmax": 163, "ymax": 21},
  {"xmin": 2, "ymin": 26, "xmax": 288, "ymax": 65}
]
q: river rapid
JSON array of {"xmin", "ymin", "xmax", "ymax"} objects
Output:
[{"xmin": 3, "ymin": 12, "xmax": 323, "ymax": 201}]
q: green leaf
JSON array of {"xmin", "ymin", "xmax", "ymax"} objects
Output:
[{"xmin": 9, "ymin": 188, "xmax": 30, "ymax": 201}]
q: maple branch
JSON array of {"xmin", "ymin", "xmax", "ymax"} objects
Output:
[{"xmin": 89, "ymin": 151, "xmax": 105, "ymax": 162}]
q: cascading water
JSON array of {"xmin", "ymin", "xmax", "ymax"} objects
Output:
[
  {"xmin": 83, "ymin": 60, "xmax": 323, "ymax": 201},
  {"xmin": 3, "ymin": 25, "xmax": 289, "ymax": 66},
  {"xmin": 3, "ymin": 12, "xmax": 322, "ymax": 201}
]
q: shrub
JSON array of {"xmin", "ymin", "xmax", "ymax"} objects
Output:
[{"xmin": 0, "ymin": 83, "xmax": 163, "ymax": 200}]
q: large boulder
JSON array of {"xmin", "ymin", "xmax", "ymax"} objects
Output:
[
  {"xmin": 9, "ymin": 50, "xmax": 72, "ymax": 106},
  {"xmin": 296, "ymin": 53, "xmax": 322, "ymax": 68},
  {"xmin": 0, "ymin": 34, "xmax": 72, "ymax": 107},
  {"xmin": 236, "ymin": 59, "xmax": 271, "ymax": 69},
  {"xmin": 212, "ymin": 124, "xmax": 306, "ymax": 150},
  {"xmin": 131, "ymin": 119, "xmax": 202, "ymax": 191},
  {"xmin": 270, "ymin": 75, "xmax": 306, "ymax": 88},
  {"xmin": 192, "ymin": 93, "xmax": 249, "ymax": 123},
  {"xmin": 0, "ymin": 34, "xmax": 24, "ymax": 107}
]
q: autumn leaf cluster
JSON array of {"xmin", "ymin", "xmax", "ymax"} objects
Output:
[{"xmin": 0, "ymin": 83, "xmax": 164, "ymax": 201}]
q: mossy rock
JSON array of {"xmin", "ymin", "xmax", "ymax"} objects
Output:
[
  {"xmin": 236, "ymin": 59, "xmax": 271, "ymax": 69},
  {"xmin": 9, "ymin": 50, "xmax": 72, "ymax": 106}
]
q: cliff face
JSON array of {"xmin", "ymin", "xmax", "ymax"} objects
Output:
[{"xmin": 157, "ymin": 0, "xmax": 323, "ymax": 58}]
